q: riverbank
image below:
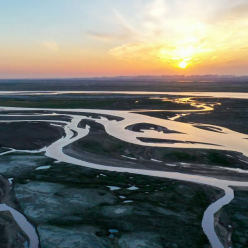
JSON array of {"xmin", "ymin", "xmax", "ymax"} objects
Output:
[
  {"xmin": 0, "ymin": 175, "xmax": 30, "ymax": 248},
  {"xmin": 139, "ymin": 97, "xmax": 248, "ymax": 135}
]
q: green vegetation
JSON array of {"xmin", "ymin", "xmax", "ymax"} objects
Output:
[
  {"xmin": 74, "ymin": 123, "xmax": 247, "ymax": 171},
  {"xmin": 208, "ymin": 152, "xmax": 232, "ymax": 166},
  {"xmin": 164, "ymin": 150, "xmax": 198, "ymax": 161},
  {"xmin": 221, "ymin": 189, "xmax": 248, "ymax": 248},
  {"xmin": 0, "ymin": 94, "xmax": 196, "ymax": 110}
]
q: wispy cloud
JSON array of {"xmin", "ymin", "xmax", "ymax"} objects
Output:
[
  {"xmin": 222, "ymin": 2, "xmax": 248, "ymax": 20},
  {"xmin": 86, "ymin": 31, "xmax": 116, "ymax": 42},
  {"xmin": 85, "ymin": 10, "xmax": 137, "ymax": 42},
  {"xmin": 113, "ymin": 10, "xmax": 137, "ymax": 37},
  {"xmin": 86, "ymin": 30, "xmax": 134, "ymax": 42},
  {"xmin": 109, "ymin": 43, "xmax": 162, "ymax": 61},
  {"xmin": 240, "ymin": 46, "xmax": 248, "ymax": 50},
  {"xmin": 43, "ymin": 41, "xmax": 60, "ymax": 51}
]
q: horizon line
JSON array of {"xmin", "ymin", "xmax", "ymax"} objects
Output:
[{"xmin": 1, "ymin": 74, "xmax": 248, "ymax": 81}]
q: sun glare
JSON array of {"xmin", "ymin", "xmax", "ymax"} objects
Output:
[{"xmin": 178, "ymin": 61, "xmax": 188, "ymax": 69}]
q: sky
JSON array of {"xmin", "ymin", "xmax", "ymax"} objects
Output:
[{"xmin": 1, "ymin": 0, "xmax": 248, "ymax": 78}]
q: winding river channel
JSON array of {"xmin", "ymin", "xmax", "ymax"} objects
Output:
[{"xmin": 0, "ymin": 91, "xmax": 248, "ymax": 248}]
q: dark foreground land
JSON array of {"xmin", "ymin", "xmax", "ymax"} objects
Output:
[
  {"xmin": 0, "ymin": 151, "xmax": 248, "ymax": 248},
  {"xmin": 0, "ymin": 88, "xmax": 247, "ymax": 247},
  {"xmin": 0, "ymin": 153, "xmax": 221, "ymax": 248}
]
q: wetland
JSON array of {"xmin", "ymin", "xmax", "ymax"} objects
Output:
[{"xmin": 0, "ymin": 89, "xmax": 247, "ymax": 248}]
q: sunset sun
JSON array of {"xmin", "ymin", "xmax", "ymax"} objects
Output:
[{"xmin": 178, "ymin": 61, "xmax": 188, "ymax": 69}]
